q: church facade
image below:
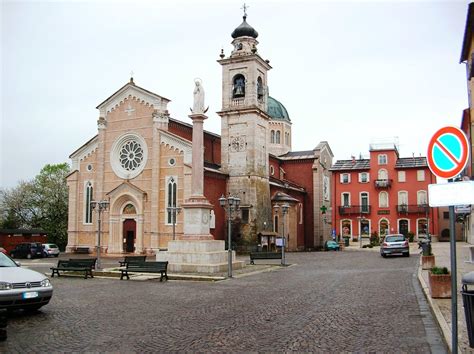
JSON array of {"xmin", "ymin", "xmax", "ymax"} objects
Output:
[{"xmin": 66, "ymin": 15, "xmax": 333, "ymax": 254}]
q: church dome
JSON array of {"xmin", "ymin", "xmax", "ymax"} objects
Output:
[
  {"xmin": 267, "ymin": 96, "xmax": 291, "ymax": 122},
  {"xmin": 231, "ymin": 15, "xmax": 259, "ymax": 39}
]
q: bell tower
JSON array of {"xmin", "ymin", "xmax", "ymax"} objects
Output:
[{"xmin": 217, "ymin": 12, "xmax": 272, "ymax": 241}]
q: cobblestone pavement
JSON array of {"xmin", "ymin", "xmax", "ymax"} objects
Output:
[{"xmin": 2, "ymin": 251, "xmax": 447, "ymax": 353}]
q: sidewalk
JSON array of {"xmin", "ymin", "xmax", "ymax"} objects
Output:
[{"xmin": 419, "ymin": 241, "xmax": 474, "ymax": 353}]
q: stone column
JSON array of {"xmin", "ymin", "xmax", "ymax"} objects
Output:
[{"xmin": 180, "ymin": 113, "xmax": 213, "ymax": 240}]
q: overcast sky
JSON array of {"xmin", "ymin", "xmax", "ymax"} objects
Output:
[{"xmin": 0, "ymin": 0, "xmax": 470, "ymax": 188}]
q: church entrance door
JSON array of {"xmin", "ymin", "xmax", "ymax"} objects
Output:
[{"xmin": 123, "ymin": 219, "xmax": 136, "ymax": 253}]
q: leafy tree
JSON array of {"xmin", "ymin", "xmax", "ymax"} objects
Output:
[{"xmin": 0, "ymin": 163, "xmax": 69, "ymax": 249}]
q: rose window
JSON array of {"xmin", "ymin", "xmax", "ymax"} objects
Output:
[{"xmin": 119, "ymin": 140, "xmax": 144, "ymax": 171}]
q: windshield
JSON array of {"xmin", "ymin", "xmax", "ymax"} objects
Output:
[{"xmin": 0, "ymin": 253, "xmax": 18, "ymax": 267}]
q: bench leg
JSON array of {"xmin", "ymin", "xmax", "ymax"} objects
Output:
[
  {"xmin": 89, "ymin": 270, "xmax": 93, "ymax": 279},
  {"xmin": 250, "ymin": 260, "xmax": 255, "ymax": 265},
  {"xmin": 120, "ymin": 271, "xmax": 129, "ymax": 280}
]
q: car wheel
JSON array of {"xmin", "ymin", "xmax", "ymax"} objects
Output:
[
  {"xmin": 404, "ymin": 252, "xmax": 410, "ymax": 257},
  {"xmin": 26, "ymin": 253, "xmax": 32, "ymax": 259},
  {"xmin": 381, "ymin": 253, "xmax": 386, "ymax": 258}
]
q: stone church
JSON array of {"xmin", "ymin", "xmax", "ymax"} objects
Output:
[{"xmin": 66, "ymin": 14, "xmax": 333, "ymax": 254}]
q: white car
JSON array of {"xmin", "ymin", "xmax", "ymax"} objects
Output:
[
  {"xmin": 0, "ymin": 253, "xmax": 53, "ymax": 311},
  {"xmin": 42, "ymin": 243, "xmax": 60, "ymax": 257}
]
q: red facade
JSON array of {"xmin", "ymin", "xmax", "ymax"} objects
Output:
[
  {"xmin": 331, "ymin": 147, "xmax": 439, "ymax": 240},
  {"xmin": 0, "ymin": 229, "xmax": 48, "ymax": 253}
]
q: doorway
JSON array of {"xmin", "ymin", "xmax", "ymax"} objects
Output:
[
  {"xmin": 123, "ymin": 219, "xmax": 136, "ymax": 253},
  {"xmin": 399, "ymin": 219, "xmax": 409, "ymax": 237}
]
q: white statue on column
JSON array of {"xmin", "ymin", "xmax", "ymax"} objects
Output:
[{"xmin": 192, "ymin": 78, "xmax": 208, "ymax": 114}]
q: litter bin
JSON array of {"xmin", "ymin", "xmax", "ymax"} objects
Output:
[
  {"xmin": 420, "ymin": 240, "xmax": 431, "ymax": 256},
  {"xmin": 343, "ymin": 237, "xmax": 349, "ymax": 247},
  {"xmin": 462, "ymin": 272, "xmax": 474, "ymax": 348}
]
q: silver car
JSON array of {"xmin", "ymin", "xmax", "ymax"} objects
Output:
[
  {"xmin": 380, "ymin": 234, "xmax": 410, "ymax": 258},
  {"xmin": 0, "ymin": 253, "xmax": 53, "ymax": 311},
  {"xmin": 42, "ymin": 243, "xmax": 60, "ymax": 257}
]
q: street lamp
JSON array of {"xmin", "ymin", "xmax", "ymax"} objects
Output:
[
  {"xmin": 167, "ymin": 206, "xmax": 182, "ymax": 240},
  {"xmin": 90, "ymin": 199, "xmax": 110, "ymax": 270},
  {"xmin": 274, "ymin": 203, "xmax": 289, "ymax": 266},
  {"xmin": 219, "ymin": 194, "xmax": 240, "ymax": 278}
]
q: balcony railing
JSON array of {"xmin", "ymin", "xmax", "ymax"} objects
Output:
[
  {"xmin": 374, "ymin": 179, "xmax": 392, "ymax": 188},
  {"xmin": 339, "ymin": 205, "xmax": 371, "ymax": 215},
  {"xmin": 397, "ymin": 204, "xmax": 429, "ymax": 214}
]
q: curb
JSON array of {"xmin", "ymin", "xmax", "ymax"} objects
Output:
[{"xmin": 417, "ymin": 260, "xmax": 461, "ymax": 353}]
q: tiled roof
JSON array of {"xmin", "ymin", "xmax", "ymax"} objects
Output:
[
  {"xmin": 278, "ymin": 150, "xmax": 315, "ymax": 160},
  {"xmin": 330, "ymin": 159, "xmax": 370, "ymax": 171},
  {"xmin": 395, "ymin": 157, "xmax": 427, "ymax": 169}
]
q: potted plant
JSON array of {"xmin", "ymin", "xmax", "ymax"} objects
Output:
[
  {"xmin": 429, "ymin": 266, "xmax": 451, "ymax": 298},
  {"xmin": 421, "ymin": 242, "xmax": 435, "ymax": 270},
  {"xmin": 407, "ymin": 231, "xmax": 415, "ymax": 243}
]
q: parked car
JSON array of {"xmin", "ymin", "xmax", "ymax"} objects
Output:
[
  {"xmin": 0, "ymin": 252, "xmax": 53, "ymax": 311},
  {"xmin": 380, "ymin": 234, "xmax": 410, "ymax": 258},
  {"xmin": 42, "ymin": 244, "xmax": 60, "ymax": 257},
  {"xmin": 9, "ymin": 243, "xmax": 44, "ymax": 259},
  {"xmin": 324, "ymin": 240, "xmax": 341, "ymax": 251}
]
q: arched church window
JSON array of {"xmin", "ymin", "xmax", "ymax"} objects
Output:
[
  {"xmin": 84, "ymin": 182, "xmax": 93, "ymax": 224},
  {"xmin": 275, "ymin": 131, "xmax": 281, "ymax": 144},
  {"xmin": 232, "ymin": 74, "xmax": 245, "ymax": 98},
  {"xmin": 274, "ymin": 215, "xmax": 279, "ymax": 233},
  {"xmin": 123, "ymin": 203, "xmax": 137, "ymax": 214},
  {"xmin": 257, "ymin": 77, "xmax": 264, "ymax": 100},
  {"xmin": 167, "ymin": 177, "xmax": 177, "ymax": 224},
  {"xmin": 271, "ymin": 130, "xmax": 275, "ymax": 144}
]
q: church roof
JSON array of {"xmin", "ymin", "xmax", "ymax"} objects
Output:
[
  {"xmin": 96, "ymin": 78, "xmax": 171, "ymax": 115},
  {"xmin": 267, "ymin": 96, "xmax": 290, "ymax": 122},
  {"xmin": 231, "ymin": 15, "xmax": 258, "ymax": 39}
]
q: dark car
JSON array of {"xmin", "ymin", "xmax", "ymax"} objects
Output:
[
  {"xmin": 9, "ymin": 243, "xmax": 44, "ymax": 259},
  {"xmin": 380, "ymin": 234, "xmax": 410, "ymax": 258}
]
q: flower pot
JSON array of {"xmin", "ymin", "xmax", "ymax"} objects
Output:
[
  {"xmin": 421, "ymin": 255, "xmax": 435, "ymax": 270},
  {"xmin": 429, "ymin": 272, "xmax": 451, "ymax": 298}
]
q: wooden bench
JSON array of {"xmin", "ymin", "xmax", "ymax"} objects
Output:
[
  {"xmin": 118, "ymin": 255, "xmax": 147, "ymax": 267},
  {"xmin": 50, "ymin": 258, "xmax": 96, "ymax": 279},
  {"xmin": 120, "ymin": 261, "xmax": 168, "ymax": 281},
  {"xmin": 74, "ymin": 247, "xmax": 90, "ymax": 254},
  {"xmin": 249, "ymin": 252, "xmax": 282, "ymax": 265}
]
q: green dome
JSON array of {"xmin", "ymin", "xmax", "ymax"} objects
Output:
[{"xmin": 267, "ymin": 96, "xmax": 290, "ymax": 122}]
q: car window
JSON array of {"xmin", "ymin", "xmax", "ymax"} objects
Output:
[
  {"xmin": 386, "ymin": 236, "xmax": 405, "ymax": 242},
  {"xmin": 0, "ymin": 253, "xmax": 18, "ymax": 267},
  {"xmin": 49, "ymin": 244, "xmax": 58, "ymax": 248}
]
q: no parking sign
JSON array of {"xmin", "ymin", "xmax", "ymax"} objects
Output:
[{"xmin": 427, "ymin": 126, "xmax": 470, "ymax": 179}]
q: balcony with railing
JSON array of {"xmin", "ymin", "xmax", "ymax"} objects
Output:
[
  {"xmin": 338, "ymin": 205, "xmax": 371, "ymax": 216},
  {"xmin": 397, "ymin": 204, "xmax": 429, "ymax": 214},
  {"xmin": 374, "ymin": 179, "xmax": 392, "ymax": 189}
]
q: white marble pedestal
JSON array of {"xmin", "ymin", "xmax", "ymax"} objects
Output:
[{"xmin": 156, "ymin": 240, "xmax": 244, "ymax": 273}]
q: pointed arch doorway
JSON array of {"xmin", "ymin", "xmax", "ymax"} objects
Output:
[{"xmin": 123, "ymin": 219, "xmax": 136, "ymax": 253}]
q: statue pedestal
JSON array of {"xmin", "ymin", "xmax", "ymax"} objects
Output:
[{"xmin": 156, "ymin": 240, "xmax": 244, "ymax": 273}]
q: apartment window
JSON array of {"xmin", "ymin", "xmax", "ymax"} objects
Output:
[
  {"xmin": 359, "ymin": 172, "xmax": 369, "ymax": 183},
  {"xmin": 398, "ymin": 191, "xmax": 408, "ymax": 205},
  {"xmin": 342, "ymin": 193, "xmax": 350, "ymax": 207},
  {"xmin": 378, "ymin": 169, "xmax": 388, "ymax": 180},
  {"xmin": 443, "ymin": 211, "xmax": 449, "ymax": 219},
  {"xmin": 378, "ymin": 154, "xmax": 387, "ymax": 165},
  {"xmin": 340, "ymin": 173, "xmax": 351, "ymax": 184},
  {"xmin": 417, "ymin": 170, "xmax": 425, "ymax": 181},
  {"xmin": 360, "ymin": 192, "xmax": 369, "ymax": 213},
  {"xmin": 417, "ymin": 190, "xmax": 427, "ymax": 205},
  {"xmin": 398, "ymin": 171, "xmax": 406, "ymax": 182},
  {"xmin": 379, "ymin": 192, "xmax": 389, "ymax": 208}
]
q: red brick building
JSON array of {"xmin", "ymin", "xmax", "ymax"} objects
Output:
[
  {"xmin": 330, "ymin": 144, "xmax": 439, "ymax": 240},
  {"xmin": 0, "ymin": 229, "xmax": 48, "ymax": 253}
]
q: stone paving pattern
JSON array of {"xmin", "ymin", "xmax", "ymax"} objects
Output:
[{"xmin": 2, "ymin": 250, "xmax": 446, "ymax": 352}]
